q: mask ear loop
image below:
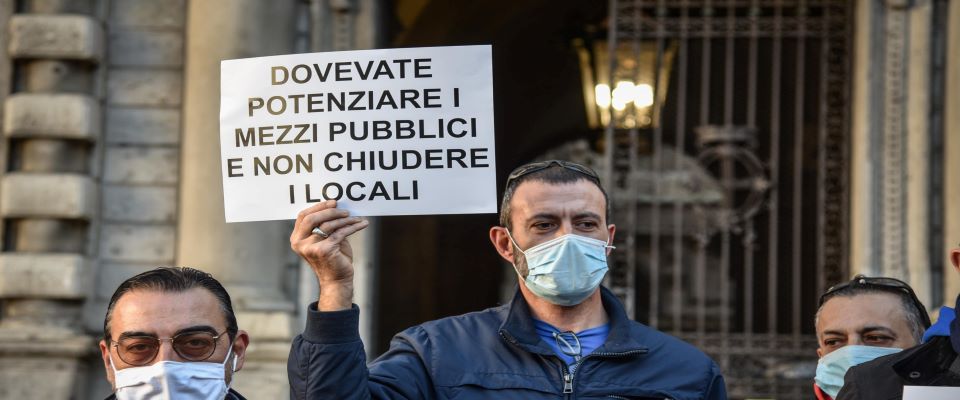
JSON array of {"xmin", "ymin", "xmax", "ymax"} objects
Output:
[
  {"xmin": 504, "ymin": 229, "xmax": 528, "ymax": 278},
  {"xmin": 504, "ymin": 229, "xmax": 526, "ymax": 257},
  {"xmin": 222, "ymin": 342, "xmax": 238, "ymax": 372},
  {"xmin": 108, "ymin": 347, "xmax": 120, "ymax": 374},
  {"xmin": 603, "ymin": 233, "xmax": 616, "ymax": 249}
]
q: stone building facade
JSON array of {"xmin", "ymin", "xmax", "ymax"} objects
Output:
[
  {"xmin": 0, "ymin": 0, "xmax": 955, "ymax": 399},
  {"xmin": 0, "ymin": 0, "xmax": 380, "ymax": 397}
]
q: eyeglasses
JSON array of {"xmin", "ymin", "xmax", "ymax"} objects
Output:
[
  {"xmin": 552, "ymin": 331, "xmax": 582, "ymax": 362},
  {"xmin": 504, "ymin": 160, "xmax": 600, "ymax": 191},
  {"xmin": 112, "ymin": 330, "xmax": 229, "ymax": 366},
  {"xmin": 819, "ymin": 274, "xmax": 931, "ymax": 328}
]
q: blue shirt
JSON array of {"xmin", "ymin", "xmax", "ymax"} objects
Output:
[
  {"xmin": 533, "ymin": 319, "xmax": 610, "ymax": 371},
  {"xmin": 922, "ymin": 306, "xmax": 955, "ymax": 343}
]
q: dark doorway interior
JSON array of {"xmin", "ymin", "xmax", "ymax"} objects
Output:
[{"xmin": 374, "ymin": 0, "xmax": 608, "ymax": 353}]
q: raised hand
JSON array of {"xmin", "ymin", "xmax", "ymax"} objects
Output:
[{"xmin": 290, "ymin": 200, "xmax": 370, "ymax": 311}]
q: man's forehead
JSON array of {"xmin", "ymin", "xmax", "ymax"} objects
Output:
[
  {"xmin": 510, "ymin": 180, "xmax": 606, "ymax": 212},
  {"xmin": 817, "ymin": 292, "xmax": 907, "ymax": 330},
  {"xmin": 112, "ymin": 287, "xmax": 225, "ymax": 334}
]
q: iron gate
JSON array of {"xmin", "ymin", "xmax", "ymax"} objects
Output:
[{"xmin": 592, "ymin": 1, "xmax": 851, "ymax": 398}]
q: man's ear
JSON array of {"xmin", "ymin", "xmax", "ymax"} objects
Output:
[
  {"xmin": 950, "ymin": 248, "xmax": 960, "ymax": 275},
  {"xmin": 99, "ymin": 339, "xmax": 115, "ymax": 388},
  {"xmin": 231, "ymin": 330, "xmax": 250, "ymax": 372},
  {"xmin": 605, "ymin": 224, "xmax": 617, "ymax": 256},
  {"xmin": 489, "ymin": 226, "xmax": 515, "ymax": 264}
]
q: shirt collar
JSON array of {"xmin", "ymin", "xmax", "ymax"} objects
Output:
[{"xmin": 498, "ymin": 286, "xmax": 649, "ymax": 356}]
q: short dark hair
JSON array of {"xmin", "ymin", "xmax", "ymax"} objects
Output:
[
  {"xmin": 815, "ymin": 285, "xmax": 927, "ymax": 344},
  {"xmin": 103, "ymin": 267, "xmax": 238, "ymax": 343},
  {"xmin": 499, "ymin": 162, "xmax": 611, "ymax": 229}
]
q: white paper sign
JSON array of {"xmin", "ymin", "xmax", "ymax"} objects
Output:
[
  {"xmin": 903, "ymin": 385, "xmax": 960, "ymax": 400},
  {"xmin": 219, "ymin": 45, "xmax": 496, "ymax": 222}
]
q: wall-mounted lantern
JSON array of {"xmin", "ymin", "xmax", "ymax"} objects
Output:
[{"xmin": 574, "ymin": 36, "xmax": 676, "ymax": 130}]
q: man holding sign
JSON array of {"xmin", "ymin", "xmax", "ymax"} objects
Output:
[{"xmin": 287, "ymin": 160, "xmax": 727, "ymax": 399}]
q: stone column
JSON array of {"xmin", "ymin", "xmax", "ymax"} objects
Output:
[
  {"xmin": 305, "ymin": 0, "xmax": 384, "ymax": 355},
  {"xmin": 849, "ymin": 0, "xmax": 946, "ymax": 308},
  {"xmin": 179, "ymin": 0, "xmax": 296, "ymax": 309},
  {"xmin": 179, "ymin": 0, "xmax": 298, "ymax": 397},
  {"xmin": 0, "ymin": 0, "xmax": 101, "ymax": 397},
  {"xmin": 944, "ymin": 2, "xmax": 960, "ymax": 303}
]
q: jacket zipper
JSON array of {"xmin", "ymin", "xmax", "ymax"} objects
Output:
[
  {"xmin": 500, "ymin": 330, "xmax": 650, "ymax": 398},
  {"xmin": 567, "ymin": 349, "xmax": 650, "ymax": 397},
  {"xmin": 500, "ymin": 331, "xmax": 575, "ymax": 397}
]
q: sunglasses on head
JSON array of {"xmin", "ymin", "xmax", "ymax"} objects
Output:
[
  {"xmin": 819, "ymin": 274, "xmax": 931, "ymax": 328},
  {"xmin": 504, "ymin": 160, "xmax": 600, "ymax": 190}
]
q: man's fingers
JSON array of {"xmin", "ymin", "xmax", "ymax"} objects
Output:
[
  {"xmin": 325, "ymin": 219, "xmax": 370, "ymax": 244},
  {"xmin": 295, "ymin": 200, "xmax": 335, "ymax": 223},
  {"xmin": 293, "ymin": 201, "xmax": 332, "ymax": 240},
  {"xmin": 292, "ymin": 206, "xmax": 350, "ymax": 241},
  {"xmin": 314, "ymin": 217, "xmax": 363, "ymax": 239}
]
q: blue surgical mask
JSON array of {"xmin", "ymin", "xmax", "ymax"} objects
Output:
[
  {"xmin": 507, "ymin": 232, "xmax": 613, "ymax": 306},
  {"xmin": 814, "ymin": 345, "xmax": 901, "ymax": 398}
]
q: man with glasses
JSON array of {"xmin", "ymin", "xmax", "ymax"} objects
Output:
[
  {"xmin": 812, "ymin": 275, "xmax": 930, "ymax": 400},
  {"xmin": 98, "ymin": 267, "xmax": 249, "ymax": 399},
  {"xmin": 288, "ymin": 160, "xmax": 727, "ymax": 399},
  {"xmin": 837, "ymin": 246, "xmax": 960, "ymax": 399}
]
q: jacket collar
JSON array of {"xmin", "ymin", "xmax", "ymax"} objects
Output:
[
  {"xmin": 892, "ymin": 336, "xmax": 960, "ymax": 386},
  {"xmin": 498, "ymin": 285, "xmax": 649, "ymax": 357}
]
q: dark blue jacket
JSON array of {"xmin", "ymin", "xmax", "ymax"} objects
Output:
[{"xmin": 288, "ymin": 287, "xmax": 727, "ymax": 399}]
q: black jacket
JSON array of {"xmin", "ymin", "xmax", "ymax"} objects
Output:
[
  {"xmin": 105, "ymin": 388, "xmax": 246, "ymax": 399},
  {"xmin": 835, "ymin": 336, "xmax": 960, "ymax": 400},
  {"xmin": 287, "ymin": 286, "xmax": 727, "ymax": 399}
]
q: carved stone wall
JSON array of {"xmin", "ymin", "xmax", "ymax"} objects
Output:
[
  {"xmin": 0, "ymin": 0, "xmax": 102, "ymax": 397},
  {"xmin": 0, "ymin": 0, "xmax": 316, "ymax": 397},
  {"xmin": 850, "ymin": 0, "xmax": 951, "ymax": 308}
]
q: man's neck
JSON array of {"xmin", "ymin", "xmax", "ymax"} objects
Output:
[{"xmin": 520, "ymin": 284, "xmax": 609, "ymax": 332}]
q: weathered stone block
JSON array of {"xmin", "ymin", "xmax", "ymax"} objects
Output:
[
  {"xmin": 0, "ymin": 254, "xmax": 90, "ymax": 299},
  {"xmin": 1, "ymin": 173, "xmax": 96, "ymax": 218},
  {"xmin": 1, "ymin": 299, "xmax": 83, "ymax": 330},
  {"xmin": 26, "ymin": 0, "xmax": 96, "ymax": 14},
  {"xmin": 0, "ymin": 344, "xmax": 91, "ymax": 399},
  {"xmin": 9, "ymin": 219, "xmax": 87, "ymax": 253},
  {"xmin": 110, "ymin": 0, "xmax": 186, "ymax": 28},
  {"xmin": 106, "ymin": 108, "xmax": 180, "ymax": 145},
  {"xmin": 109, "ymin": 30, "xmax": 183, "ymax": 67},
  {"xmin": 4, "ymin": 94, "xmax": 100, "ymax": 139},
  {"xmin": 103, "ymin": 146, "xmax": 178, "ymax": 184},
  {"xmin": 236, "ymin": 310, "xmax": 294, "ymax": 341},
  {"xmin": 23, "ymin": 60, "xmax": 96, "ymax": 93},
  {"xmin": 0, "ymin": 357, "xmax": 81, "ymax": 397},
  {"xmin": 107, "ymin": 70, "xmax": 182, "ymax": 106},
  {"xmin": 16, "ymin": 139, "xmax": 90, "ymax": 173},
  {"xmin": 99, "ymin": 223, "xmax": 175, "ymax": 263},
  {"xmin": 94, "ymin": 262, "xmax": 157, "ymax": 300},
  {"xmin": 102, "ymin": 185, "xmax": 176, "ymax": 222},
  {"xmin": 230, "ymin": 359, "xmax": 290, "ymax": 398},
  {"xmin": 8, "ymin": 15, "xmax": 103, "ymax": 61},
  {"xmin": 82, "ymin": 298, "xmax": 108, "ymax": 334}
]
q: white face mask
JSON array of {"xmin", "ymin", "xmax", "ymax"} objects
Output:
[
  {"xmin": 508, "ymin": 231, "xmax": 614, "ymax": 306},
  {"xmin": 814, "ymin": 344, "xmax": 901, "ymax": 398},
  {"xmin": 110, "ymin": 347, "xmax": 237, "ymax": 400}
]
